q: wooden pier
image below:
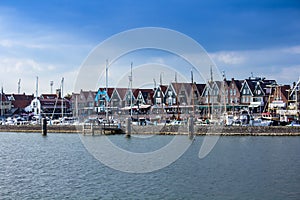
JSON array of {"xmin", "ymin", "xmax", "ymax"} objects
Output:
[{"xmin": 82, "ymin": 124, "xmax": 124, "ymax": 135}]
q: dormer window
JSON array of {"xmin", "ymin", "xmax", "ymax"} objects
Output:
[{"xmin": 257, "ymin": 90, "xmax": 261, "ymax": 95}]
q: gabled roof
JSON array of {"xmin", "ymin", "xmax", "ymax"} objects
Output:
[
  {"xmin": 243, "ymin": 78, "xmax": 276, "ymax": 96},
  {"xmin": 276, "ymin": 85, "xmax": 291, "ymax": 100},
  {"xmin": 245, "ymin": 79, "xmax": 255, "ymax": 92},
  {"xmin": 114, "ymin": 88, "xmax": 129, "ymax": 100},
  {"xmin": 167, "ymin": 83, "xmax": 178, "ymax": 96},
  {"xmin": 98, "ymin": 87, "xmax": 114, "ymax": 98},
  {"xmin": 160, "ymin": 85, "xmax": 168, "ymax": 94},
  {"xmin": 195, "ymin": 83, "xmax": 206, "ymax": 94},
  {"xmin": 201, "ymin": 82, "xmax": 213, "ymax": 97},
  {"xmin": 290, "ymin": 77, "xmax": 300, "ymax": 97},
  {"xmin": 5, "ymin": 94, "xmax": 34, "ymax": 109},
  {"xmin": 141, "ymin": 89, "xmax": 155, "ymax": 104},
  {"xmin": 234, "ymin": 80, "xmax": 243, "ymax": 90},
  {"xmin": 228, "ymin": 78, "xmax": 243, "ymax": 91},
  {"xmin": 134, "ymin": 88, "xmax": 154, "ymax": 99},
  {"xmin": 2, "ymin": 94, "xmax": 9, "ymax": 101},
  {"xmin": 241, "ymin": 80, "xmax": 255, "ymax": 96},
  {"xmin": 182, "ymin": 83, "xmax": 193, "ymax": 95},
  {"xmin": 80, "ymin": 90, "xmax": 96, "ymax": 101},
  {"xmin": 153, "ymin": 85, "xmax": 168, "ymax": 98},
  {"xmin": 213, "ymin": 81, "xmax": 222, "ymax": 90},
  {"xmin": 253, "ymin": 82, "xmax": 265, "ymax": 96}
]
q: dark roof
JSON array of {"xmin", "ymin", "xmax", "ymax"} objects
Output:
[
  {"xmin": 115, "ymin": 88, "xmax": 128, "ymax": 100},
  {"xmin": 235, "ymin": 80, "xmax": 243, "ymax": 90},
  {"xmin": 98, "ymin": 87, "xmax": 114, "ymax": 98},
  {"xmin": 281, "ymin": 85, "xmax": 291, "ymax": 100},
  {"xmin": 80, "ymin": 90, "xmax": 97, "ymax": 100},
  {"xmin": 244, "ymin": 79, "xmax": 256, "ymax": 93},
  {"xmin": 160, "ymin": 85, "xmax": 168, "ymax": 94},
  {"xmin": 6, "ymin": 94, "xmax": 34, "ymax": 109},
  {"xmin": 2, "ymin": 94, "xmax": 8, "ymax": 101},
  {"xmin": 40, "ymin": 94, "xmax": 58, "ymax": 99},
  {"xmin": 134, "ymin": 89, "xmax": 154, "ymax": 101},
  {"xmin": 195, "ymin": 84, "xmax": 206, "ymax": 94}
]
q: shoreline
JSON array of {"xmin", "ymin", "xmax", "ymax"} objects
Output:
[{"xmin": 0, "ymin": 124, "xmax": 299, "ymax": 136}]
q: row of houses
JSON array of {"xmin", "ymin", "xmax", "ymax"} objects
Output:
[
  {"xmin": 70, "ymin": 76, "xmax": 300, "ymax": 119},
  {"xmin": 0, "ymin": 89, "xmax": 71, "ymax": 119},
  {"xmin": 0, "ymin": 75, "xmax": 299, "ymax": 120}
]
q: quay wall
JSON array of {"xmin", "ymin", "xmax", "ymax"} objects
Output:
[
  {"xmin": 0, "ymin": 124, "xmax": 299, "ymax": 136},
  {"xmin": 0, "ymin": 125, "xmax": 81, "ymax": 133},
  {"xmin": 130, "ymin": 125, "xmax": 300, "ymax": 136}
]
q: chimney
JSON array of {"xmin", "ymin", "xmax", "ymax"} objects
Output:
[{"xmin": 56, "ymin": 89, "xmax": 61, "ymax": 99}]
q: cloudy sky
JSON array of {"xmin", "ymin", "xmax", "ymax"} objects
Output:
[{"xmin": 0, "ymin": 0, "xmax": 300, "ymax": 95}]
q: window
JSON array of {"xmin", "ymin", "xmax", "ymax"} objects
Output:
[
  {"xmin": 156, "ymin": 98, "xmax": 161, "ymax": 104},
  {"xmin": 168, "ymin": 97, "xmax": 172, "ymax": 105},
  {"xmin": 257, "ymin": 90, "xmax": 261, "ymax": 95},
  {"xmin": 157, "ymin": 91, "xmax": 161, "ymax": 98},
  {"xmin": 233, "ymin": 89, "xmax": 236, "ymax": 95}
]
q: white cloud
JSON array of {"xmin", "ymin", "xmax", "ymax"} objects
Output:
[
  {"xmin": 210, "ymin": 51, "xmax": 246, "ymax": 65},
  {"xmin": 209, "ymin": 46, "xmax": 300, "ymax": 84},
  {"xmin": 282, "ymin": 46, "xmax": 300, "ymax": 54}
]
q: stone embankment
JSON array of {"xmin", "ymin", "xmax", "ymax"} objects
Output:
[
  {"xmin": 0, "ymin": 125, "xmax": 81, "ymax": 133},
  {"xmin": 0, "ymin": 124, "xmax": 299, "ymax": 136},
  {"xmin": 130, "ymin": 125, "xmax": 300, "ymax": 136}
]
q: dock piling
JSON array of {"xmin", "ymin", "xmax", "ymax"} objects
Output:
[
  {"xmin": 42, "ymin": 118, "xmax": 47, "ymax": 136},
  {"xmin": 125, "ymin": 118, "xmax": 131, "ymax": 138},
  {"xmin": 188, "ymin": 116, "xmax": 194, "ymax": 139}
]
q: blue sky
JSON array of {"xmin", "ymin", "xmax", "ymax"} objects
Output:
[{"xmin": 0, "ymin": 0, "xmax": 300, "ymax": 94}]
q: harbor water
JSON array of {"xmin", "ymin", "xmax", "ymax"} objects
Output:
[{"xmin": 0, "ymin": 132, "xmax": 300, "ymax": 199}]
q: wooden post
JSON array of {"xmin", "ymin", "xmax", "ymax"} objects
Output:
[
  {"xmin": 42, "ymin": 118, "xmax": 47, "ymax": 136},
  {"xmin": 91, "ymin": 124, "xmax": 94, "ymax": 136},
  {"xmin": 125, "ymin": 118, "xmax": 131, "ymax": 138},
  {"xmin": 188, "ymin": 116, "xmax": 194, "ymax": 139}
]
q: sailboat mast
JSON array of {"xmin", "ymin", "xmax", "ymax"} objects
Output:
[
  {"xmin": 105, "ymin": 59, "xmax": 108, "ymax": 120},
  {"xmin": 61, "ymin": 77, "xmax": 64, "ymax": 119},
  {"xmin": 175, "ymin": 72, "xmax": 180, "ymax": 120},
  {"xmin": 191, "ymin": 69, "xmax": 195, "ymax": 116},
  {"xmin": 130, "ymin": 62, "xmax": 133, "ymax": 117},
  {"xmin": 18, "ymin": 79, "xmax": 21, "ymax": 94},
  {"xmin": 0, "ymin": 85, "xmax": 3, "ymax": 117},
  {"xmin": 36, "ymin": 76, "xmax": 39, "ymax": 98}
]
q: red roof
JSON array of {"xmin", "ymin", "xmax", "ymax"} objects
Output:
[
  {"xmin": 98, "ymin": 87, "xmax": 114, "ymax": 98},
  {"xmin": 6, "ymin": 94, "xmax": 34, "ymax": 109}
]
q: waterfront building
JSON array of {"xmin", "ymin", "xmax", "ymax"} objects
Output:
[
  {"xmin": 240, "ymin": 77, "xmax": 276, "ymax": 113},
  {"xmin": 70, "ymin": 90, "xmax": 96, "ymax": 119},
  {"xmin": 289, "ymin": 78, "xmax": 300, "ymax": 111},
  {"xmin": 134, "ymin": 89, "xmax": 154, "ymax": 105},
  {"xmin": 6, "ymin": 93, "xmax": 34, "ymax": 115},
  {"xmin": 0, "ymin": 92, "xmax": 11, "ymax": 117},
  {"xmin": 226, "ymin": 78, "xmax": 243, "ymax": 112},
  {"xmin": 109, "ymin": 88, "xmax": 127, "ymax": 109},
  {"xmin": 94, "ymin": 88, "xmax": 114, "ymax": 114},
  {"xmin": 152, "ymin": 85, "xmax": 167, "ymax": 106}
]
